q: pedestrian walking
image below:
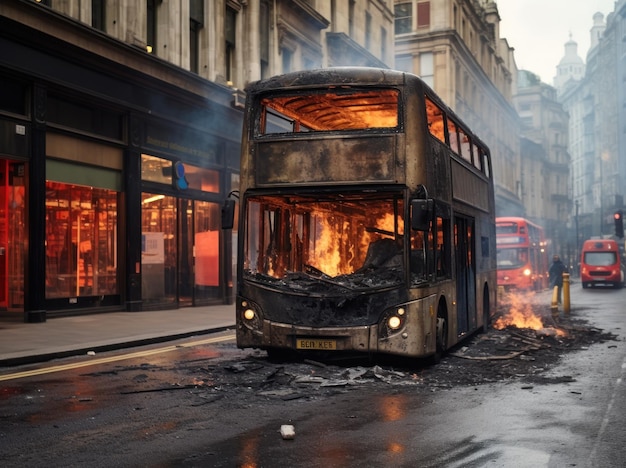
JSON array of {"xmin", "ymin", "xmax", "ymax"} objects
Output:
[{"xmin": 549, "ymin": 254, "xmax": 567, "ymax": 304}]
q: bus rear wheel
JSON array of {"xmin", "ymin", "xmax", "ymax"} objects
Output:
[{"xmin": 429, "ymin": 313, "xmax": 448, "ymax": 365}]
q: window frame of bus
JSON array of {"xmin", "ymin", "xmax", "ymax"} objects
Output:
[
  {"xmin": 425, "ymin": 95, "xmax": 488, "ymax": 177},
  {"xmin": 255, "ymin": 88, "xmax": 402, "ymax": 136}
]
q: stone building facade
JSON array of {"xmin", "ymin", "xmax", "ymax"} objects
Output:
[
  {"xmin": 558, "ymin": 3, "xmax": 625, "ymax": 250},
  {"xmin": 393, "ymin": 0, "xmax": 523, "ymax": 216}
]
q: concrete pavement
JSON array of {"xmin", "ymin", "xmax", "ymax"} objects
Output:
[{"xmin": 0, "ymin": 305, "xmax": 236, "ymax": 367}]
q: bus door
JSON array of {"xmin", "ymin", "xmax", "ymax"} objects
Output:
[{"xmin": 454, "ymin": 216, "xmax": 476, "ymax": 335}]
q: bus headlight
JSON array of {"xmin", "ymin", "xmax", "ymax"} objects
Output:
[
  {"xmin": 523, "ymin": 268, "xmax": 531, "ymax": 276},
  {"xmin": 388, "ymin": 316, "xmax": 402, "ymax": 330},
  {"xmin": 239, "ymin": 299, "xmax": 262, "ymax": 331},
  {"xmin": 380, "ymin": 306, "xmax": 407, "ymax": 338}
]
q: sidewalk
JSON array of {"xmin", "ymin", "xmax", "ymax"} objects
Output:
[{"xmin": 0, "ymin": 305, "xmax": 236, "ymax": 367}]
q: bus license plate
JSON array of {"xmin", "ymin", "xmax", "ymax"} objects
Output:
[{"xmin": 296, "ymin": 339, "xmax": 337, "ymax": 350}]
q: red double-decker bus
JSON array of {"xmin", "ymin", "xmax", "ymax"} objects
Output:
[{"xmin": 496, "ymin": 217, "xmax": 548, "ymax": 291}]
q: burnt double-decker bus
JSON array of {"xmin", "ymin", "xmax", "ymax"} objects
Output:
[{"xmin": 224, "ymin": 67, "xmax": 496, "ymax": 361}]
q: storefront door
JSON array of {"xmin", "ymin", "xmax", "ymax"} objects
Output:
[{"xmin": 0, "ymin": 160, "xmax": 26, "ymax": 312}]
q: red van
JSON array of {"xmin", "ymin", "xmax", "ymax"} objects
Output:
[{"xmin": 580, "ymin": 239, "xmax": 624, "ymax": 289}]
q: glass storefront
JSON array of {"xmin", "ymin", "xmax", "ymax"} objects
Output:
[
  {"xmin": 193, "ymin": 200, "xmax": 222, "ymax": 303},
  {"xmin": 141, "ymin": 154, "xmax": 224, "ymax": 307},
  {"xmin": 45, "ymin": 181, "xmax": 119, "ymax": 299},
  {"xmin": 140, "ymin": 194, "xmax": 223, "ymax": 306},
  {"xmin": 141, "ymin": 193, "xmax": 177, "ymax": 306},
  {"xmin": 0, "ymin": 160, "xmax": 26, "ymax": 311}
]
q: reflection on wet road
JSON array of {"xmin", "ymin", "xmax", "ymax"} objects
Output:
[{"xmin": 0, "ymin": 333, "xmax": 235, "ymax": 382}]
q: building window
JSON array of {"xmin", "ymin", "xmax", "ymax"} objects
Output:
[
  {"xmin": 225, "ymin": 6, "xmax": 237, "ymax": 82},
  {"xmin": 92, "ymin": 0, "xmax": 105, "ymax": 31},
  {"xmin": 349, "ymin": 0, "xmax": 355, "ymax": 37},
  {"xmin": 260, "ymin": 1, "xmax": 270, "ymax": 78},
  {"xmin": 281, "ymin": 47, "xmax": 293, "ymax": 74},
  {"xmin": 395, "ymin": 55, "xmax": 412, "ymax": 73},
  {"xmin": 147, "ymin": 0, "xmax": 157, "ymax": 53},
  {"xmin": 417, "ymin": 2, "xmax": 430, "ymax": 28},
  {"xmin": 381, "ymin": 27, "xmax": 387, "ymax": 61},
  {"xmin": 190, "ymin": 0, "xmax": 204, "ymax": 73},
  {"xmin": 420, "ymin": 52, "xmax": 434, "ymax": 88},
  {"xmin": 190, "ymin": 20, "xmax": 201, "ymax": 73},
  {"xmin": 365, "ymin": 12, "xmax": 372, "ymax": 50},
  {"xmin": 394, "ymin": 2, "xmax": 412, "ymax": 34}
]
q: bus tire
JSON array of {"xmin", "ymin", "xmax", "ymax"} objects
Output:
[{"xmin": 429, "ymin": 302, "xmax": 448, "ymax": 365}]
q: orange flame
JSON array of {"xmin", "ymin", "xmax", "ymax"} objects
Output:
[
  {"xmin": 494, "ymin": 291, "xmax": 565, "ymax": 336},
  {"xmin": 307, "ymin": 210, "xmax": 401, "ymax": 277}
]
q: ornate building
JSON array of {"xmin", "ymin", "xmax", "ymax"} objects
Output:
[{"xmin": 393, "ymin": 0, "xmax": 523, "ymax": 216}]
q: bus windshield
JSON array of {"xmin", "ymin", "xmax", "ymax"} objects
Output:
[
  {"xmin": 497, "ymin": 247, "xmax": 528, "ymax": 269},
  {"xmin": 243, "ymin": 192, "xmax": 404, "ymax": 292},
  {"xmin": 258, "ymin": 88, "xmax": 400, "ymax": 135}
]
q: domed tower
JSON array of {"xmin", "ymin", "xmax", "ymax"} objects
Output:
[
  {"xmin": 554, "ymin": 34, "xmax": 585, "ymax": 90},
  {"xmin": 589, "ymin": 11, "xmax": 606, "ymax": 50}
]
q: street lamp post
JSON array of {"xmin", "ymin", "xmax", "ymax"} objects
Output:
[{"xmin": 575, "ymin": 200, "xmax": 579, "ymax": 276}]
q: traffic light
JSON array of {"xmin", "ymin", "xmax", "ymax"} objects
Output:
[{"xmin": 614, "ymin": 210, "xmax": 624, "ymax": 238}]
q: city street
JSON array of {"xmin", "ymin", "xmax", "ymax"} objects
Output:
[{"xmin": 0, "ymin": 285, "xmax": 624, "ymax": 467}]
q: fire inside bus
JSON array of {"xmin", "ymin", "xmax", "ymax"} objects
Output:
[
  {"xmin": 496, "ymin": 217, "xmax": 548, "ymax": 291},
  {"xmin": 223, "ymin": 68, "xmax": 497, "ymax": 361}
]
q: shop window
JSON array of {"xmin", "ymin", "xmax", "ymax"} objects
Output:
[
  {"xmin": 194, "ymin": 200, "xmax": 221, "ymax": 303},
  {"xmin": 142, "ymin": 154, "xmax": 171, "ymax": 184},
  {"xmin": 185, "ymin": 164, "xmax": 220, "ymax": 192},
  {"xmin": 0, "ymin": 161, "xmax": 26, "ymax": 311},
  {"xmin": 141, "ymin": 192, "xmax": 177, "ymax": 306},
  {"xmin": 45, "ymin": 182, "xmax": 119, "ymax": 299},
  {"xmin": 142, "ymin": 154, "xmax": 220, "ymax": 193}
]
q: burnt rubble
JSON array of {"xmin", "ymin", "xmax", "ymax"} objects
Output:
[{"xmin": 141, "ymin": 313, "xmax": 620, "ymax": 409}]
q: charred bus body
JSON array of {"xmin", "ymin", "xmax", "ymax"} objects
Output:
[{"xmin": 226, "ymin": 68, "xmax": 497, "ymax": 361}]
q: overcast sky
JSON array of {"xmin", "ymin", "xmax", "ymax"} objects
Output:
[{"xmin": 495, "ymin": 0, "xmax": 617, "ymax": 84}]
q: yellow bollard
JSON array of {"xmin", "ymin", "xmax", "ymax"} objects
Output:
[
  {"xmin": 550, "ymin": 285, "xmax": 559, "ymax": 320},
  {"xmin": 562, "ymin": 273, "xmax": 570, "ymax": 315}
]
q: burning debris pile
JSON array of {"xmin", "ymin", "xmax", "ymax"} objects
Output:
[
  {"xmin": 165, "ymin": 306, "xmax": 619, "ymax": 404},
  {"xmin": 493, "ymin": 290, "xmax": 567, "ymax": 337},
  {"xmin": 140, "ymin": 291, "xmax": 617, "ymax": 404}
]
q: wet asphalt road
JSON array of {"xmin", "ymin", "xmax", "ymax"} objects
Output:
[{"xmin": 0, "ymin": 284, "xmax": 624, "ymax": 467}]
